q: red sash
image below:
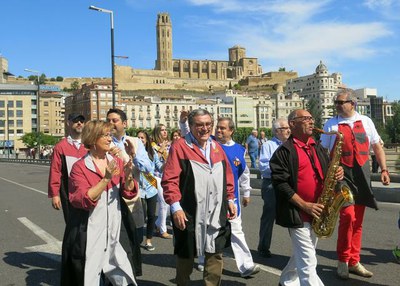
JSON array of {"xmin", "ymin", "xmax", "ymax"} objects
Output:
[{"xmin": 338, "ymin": 120, "xmax": 369, "ymax": 167}]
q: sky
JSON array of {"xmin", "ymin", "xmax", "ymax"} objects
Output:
[{"xmin": 1, "ymin": 0, "xmax": 399, "ymax": 101}]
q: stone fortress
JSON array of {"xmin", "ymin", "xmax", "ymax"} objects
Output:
[{"xmin": 115, "ymin": 12, "xmax": 286, "ymax": 92}]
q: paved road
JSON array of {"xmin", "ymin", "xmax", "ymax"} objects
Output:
[{"xmin": 0, "ymin": 162, "xmax": 399, "ymax": 286}]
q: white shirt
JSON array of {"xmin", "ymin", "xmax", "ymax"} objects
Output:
[{"xmin": 320, "ymin": 112, "xmax": 381, "ymax": 152}]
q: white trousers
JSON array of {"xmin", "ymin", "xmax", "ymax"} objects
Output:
[
  {"xmin": 280, "ymin": 223, "xmax": 324, "ymax": 286},
  {"xmin": 231, "ymin": 214, "xmax": 255, "ymax": 273},
  {"xmin": 155, "ymin": 181, "xmax": 170, "ymax": 234}
]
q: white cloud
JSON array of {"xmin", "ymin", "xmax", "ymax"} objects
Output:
[
  {"xmin": 364, "ymin": 0, "xmax": 400, "ymax": 20},
  {"xmin": 183, "ymin": 0, "xmax": 393, "ymax": 74}
]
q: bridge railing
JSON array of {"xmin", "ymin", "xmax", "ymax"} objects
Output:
[{"xmin": 249, "ymin": 168, "xmax": 400, "ymax": 190}]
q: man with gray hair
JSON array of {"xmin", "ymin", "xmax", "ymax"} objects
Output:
[
  {"xmin": 321, "ymin": 89, "xmax": 390, "ymax": 280},
  {"xmin": 162, "ymin": 109, "xmax": 236, "ymax": 285},
  {"xmin": 258, "ymin": 118, "xmax": 290, "ymax": 258}
]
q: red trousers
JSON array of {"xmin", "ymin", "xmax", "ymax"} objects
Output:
[{"xmin": 337, "ymin": 204, "xmax": 366, "ymax": 266}]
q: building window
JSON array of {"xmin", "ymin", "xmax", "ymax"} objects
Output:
[
  {"xmin": 17, "ymin": 120, "xmax": 23, "ymax": 127},
  {"xmin": 16, "ymin": 101, "xmax": 23, "ymax": 108},
  {"xmin": 44, "ymin": 101, "xmax": 49, "ymax": 106},
  {"xmin": 16, "ymin": 110, "xmax": 23, "ymax": 117}
]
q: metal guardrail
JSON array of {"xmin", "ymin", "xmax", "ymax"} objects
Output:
[
  {"xmin": 249, "ymin": 168, "xmax": 400, "ymax": 190},
  {"xmin": 0, "ymin": 158, "xmax": 51, "ymax": 165},
  {"xmin": 0, "ymin": 158, "xmax": 398, "ymax": 190}
]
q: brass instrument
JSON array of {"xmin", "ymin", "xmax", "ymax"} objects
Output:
[{"xmin": 312, "ymin": 128, "xmax": 353, "ymax": 238}]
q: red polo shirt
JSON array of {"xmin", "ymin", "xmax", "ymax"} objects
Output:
[{"xmin": 293, "ymin": 137, "xmax": 324, "ymax": 222}]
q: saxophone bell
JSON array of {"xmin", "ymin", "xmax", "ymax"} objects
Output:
[{"xmin": 311, "ymin": 128, "xmax": 353, "ymax": 238}]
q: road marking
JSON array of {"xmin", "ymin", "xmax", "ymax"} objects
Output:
[
  {"xmin": 18, "ymin": 217, "xmax": 61, "ymax": 262},
  {"xmin": 0, "ymin": 176, "xmax": 46, "ymax": 196},
  {"xmin": 224, "ymin": 253, "xmax": 281, "ymax": 276}
]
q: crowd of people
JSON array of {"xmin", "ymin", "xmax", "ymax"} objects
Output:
[{"xmin": 46, "ymin": 88, "xmax": 393, "ymax": 286}]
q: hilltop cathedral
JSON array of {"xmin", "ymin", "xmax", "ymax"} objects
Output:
[{"xmin": 115, "ymin": 12, "xmax": 263, "ymax": 91}]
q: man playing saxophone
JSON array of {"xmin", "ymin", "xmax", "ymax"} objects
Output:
[
  {"xmin": 270, "ymin": 109, "xmax": 344, "ymax": 286},
  {"xmin": 321, "ymin": 89, "xmax": 390, "ymax": 280}
]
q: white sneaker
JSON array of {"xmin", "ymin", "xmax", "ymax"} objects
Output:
[
  {"xmin": 337, "ymin": 261, "xmax": 349, "ymax": 280},
  {"xmin": 197, "ymin": 264, "xmax": 204, "ymax": 272}
]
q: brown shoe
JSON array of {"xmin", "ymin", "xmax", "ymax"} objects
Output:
[
  {"xmin": 160, "ymin": 232, "xmax": 172, "ymax": 239},
  {"xmin": 348, "ymin": 262, "xmax": 373, "ymax": 277}
]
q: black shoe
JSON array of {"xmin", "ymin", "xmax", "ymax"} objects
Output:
[{"xmin": 259, "ymin": 250, "xmax": 272, "ymax": 258}]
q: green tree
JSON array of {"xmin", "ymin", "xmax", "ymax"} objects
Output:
[
  {"xmin": 19, "ymin": 132, "xmax": 40, "ymax": 148},
  {"xmin": 19, "ymin": 132, "xmax": 61, "ymax": 149},
  {"xmin": 27, "ymin": 74, "xmax": 46, "ymax": 84},
  {"xmin": 39, "ymin": 73, "xmax": 46, "ymax": 84},
  {"xmin": 233, "ymin": 127, "xmax": 253, "ymax": 145},
  {"xmin": 386, "ymin": 101, "xmax": 400, "ymax": 143},
  {"xmin": 41, "ymin": 134, "xmax": 61, "ymax": 146},
  {"xmin": 70, "ymin": 80, "xmax": 80, "ymax": 91},
  {"xmin": 56, "ymin": 76, "xmax": 64, "ymax": 82},
  {"xmin": 233, "ymin": 83, "xmax": 242, "ymax": 91},
  {"xmin": 306, "ymin": 97, "xmax": 323, "ymax": 129},
  {"xmin": 375, "ymin": 122, "xmax": 390, "ymax": 144}
]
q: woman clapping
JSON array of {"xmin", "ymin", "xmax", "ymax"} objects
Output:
[{"xmin": 61, "ymin": 120, "xmax": 138, "ymax": 286}]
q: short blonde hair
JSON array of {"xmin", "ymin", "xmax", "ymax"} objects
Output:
[{"xmin": 81, "ymin": 120, "xmax": 113, "ymax": 149}]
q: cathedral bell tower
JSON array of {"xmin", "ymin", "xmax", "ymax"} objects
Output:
[{"xmin": 155, "ymin": 13, "xmax": 173, "ymax": 71}]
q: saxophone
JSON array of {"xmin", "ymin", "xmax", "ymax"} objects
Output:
[{"xmin": 311, "ymin": 128, "xmax": 353, "ymax": 238}]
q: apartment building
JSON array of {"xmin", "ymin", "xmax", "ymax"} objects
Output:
[
  {"xmin": 0, "ymin": 83, "xmax": 66, "ymax": 152},
  {"xmin": 0, "ymin": 84, "xmax": 38, "ymax": 151},
  {"xmin": 64, "ymin": 82, "xmax": 121, "ymax": 121},
  {"xmin": 286, "ymin": 60, "xmax": 342, "ymax": 122}
]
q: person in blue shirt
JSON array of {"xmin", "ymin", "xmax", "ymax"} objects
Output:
[
  {"xmin": 258, "ymin": 118, "xmax": 290, "ymax": 258},
  {"xmin": 245, "ymin": 129, "xmax": 259, "ymax": 168},
  {"xmin": 137, "ymin": 130, "xmax": 165, "ymax": 252}
]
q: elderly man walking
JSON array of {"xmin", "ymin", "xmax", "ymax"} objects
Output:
[{"xmin": 162, "ymin": 109, "xmax": 236, "ymax": 286}]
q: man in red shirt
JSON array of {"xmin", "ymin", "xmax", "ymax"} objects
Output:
[
  {"xmin": 270, "ymin": 109, "xmax": 344, "ymax": 286},
  {"xmin": 48, "ymin": 113, "xmax": 87, "ymax": 223}
]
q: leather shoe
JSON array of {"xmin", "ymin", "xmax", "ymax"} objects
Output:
[
  {"xmin": 159, "ymin": 232, "xmax": 172, "ymax": 239},
  {"xmin": 337, "ymin": 261, "xmax": 349, "ymax": 280},
  {"xmin": 349, "ymin": 262, "xmax": 373, "ymax": 277},
  {"xmin": 259, "ymin": 250, "xmax": 272, "ymax": 258}
]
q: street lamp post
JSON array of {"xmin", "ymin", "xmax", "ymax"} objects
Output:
[
  {"xmin": 89, "ymin": 5, "xmax": 116, "ymax": 108},
  {"xmin": 24, "ymin": 68, "xmax": 41, "ymax": 159},
  {"xmin": 6, "ymin": 101, "xmax": 10, "ymax": 159}
]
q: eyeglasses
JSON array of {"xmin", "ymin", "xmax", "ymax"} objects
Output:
[
  {"xmin": 292, "ymin": 116, "xmax": 314, "ymax": 122},
  {"xmin": 334, "ymin": 100, "xmax": 352, "ymax": 105},
  {"xmin": 100, "ymin": 133, "xmax": 112, "ymax": 138},
  {"xmin": 194, "ymin": 122, "xmax": 213, "ymax": 129},
  {"xmin": 72, "ymin": 119, "xmax": 84, "ymax": 124}
]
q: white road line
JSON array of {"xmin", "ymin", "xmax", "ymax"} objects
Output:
[
  {"xmin": 0, "ymin": 176, "xmax": 46, "ymax": 195},
  {"xmin": 18, "ymin": 217, "xmax": 61, "ymax": 262}
]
